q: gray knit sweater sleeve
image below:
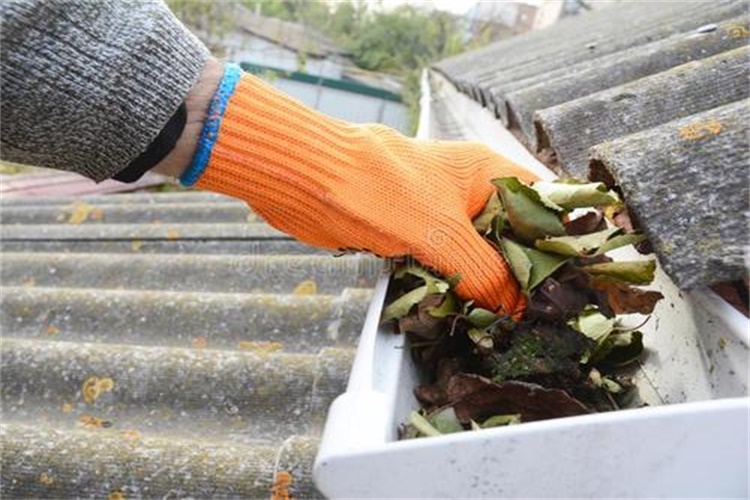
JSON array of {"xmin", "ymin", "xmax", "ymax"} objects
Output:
[{"xmin": 1, "ymin": 0, "xmax": 210, "ymax": 182}]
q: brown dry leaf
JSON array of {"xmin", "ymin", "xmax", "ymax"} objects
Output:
[
  {"xmin": 38, "ymin": 472, "xmax": 55, "ymax": 486},
  {"xmin": 78, "ymin": 413, "xmax": 113, "ymax": 429},
  {"xmin": 66, "ymin": 201, "xmax": 96, "ymax": 224},
  {"xmin": 82, "ymin": 376, "xmax": 115, "ymax": 404},
  {"xmin": 109, "ymin": 491, "xmax": 126, "ymax": 500},
  {"xmin": 446, "ymin": 373, "xmax": 591, "ymax": 423},
  {"xmin": 166, "ymin": 229, "xmax": 180, "ymax": 240},
  {"xmin": 130, "ymin": 240, "xmax": 143, "ymax": 252},
  {"xmin": 238, "ymin": 341, "xmax": 283, "ymax": 354},
  {"xmin": 292, "ymin": 280, "xmax": 317, "ymax": 295},
  {"xmin": 270, "ymin": 470, "xmax": 293, "ymax": 500},
  {"xmin": 193, "ymin": 336, "xmax": 207, "ymax": 349},
  {"xmin": 590, "ymin": 279, "xmax": 664, "ymax": 315},
  {"xmin": 61, "ymin": 403, "xmax": 74, "ymax": 414},
  {"xmin": 46, "ymin": 325, "xmax": 60, "ymax": 336}
]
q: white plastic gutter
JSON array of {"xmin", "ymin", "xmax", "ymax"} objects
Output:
[{"xmin": 313, "ymin": 69, "xmax": 749, "ymax": 499}]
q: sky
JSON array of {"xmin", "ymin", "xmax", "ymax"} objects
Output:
[
  {"xmin": 369, "ymin": 0, "xmax": 549, "ymax": 16},
  {"xmin": 367, "ymin": 0, "xmax": 472, "ymax": 15}
]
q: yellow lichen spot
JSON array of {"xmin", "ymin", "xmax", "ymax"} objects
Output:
[
  {"xmin": 293, "ymin": 280, "xmax": 317, "ymax": 295},
  {"xmin": 82, "ymin": 376, "xmax": 115, "ymax": 404},
  {"xmin": 130, "ymin": 239, "xmax": 143, "ymax": 251},
  {"xmin": 109, "ymin": 490, "xmax": 126, "ymax": 500},
  {"xmin": 718, "ymin": 337, "xmax": 728, "ymax": 350},
  {"xmin": 46, "ymin": 325, "xmax": 60, "ymax": 335},
  {"xmin": 66, "ymin": 201, "xmax": 97, "ymax": 224},
  {"xmin": 193, "ymin": 336, "xmax": 207, "ymax": 349},
  {"xmin": 22, "ymin": 277, "xmax": 36, "ymax": 288},
  {"xmin": 77, "ymin": 413, "xmax": 113, "ymax": 429},
  {"xmin": 270, "ymin": 470, "xmax": 293, "ymax": 500},
  {"xmin": 727, "ymin": 23, "xmax": 750, "ymax": 39},
  {"xmin": 238, "ymin": 341, "xmax": 283, "ymax": 355},
  {"xmin": 678, "ymin": 120, "xmax": 722, "ymax": 141},
  {"xmin": 121, "ymin": 429, "xmax": 142, "ymax": 441},
  {"xmin": 166, "ymin": 229, "xmax": 181, "ymax": 240},
  {"xmin": 61, "ymin": 402, "xmax": 74, "ymax": 414},
  {"xmin": 38, "ymin": 472, "xmax": 55, "ymax": 486}
]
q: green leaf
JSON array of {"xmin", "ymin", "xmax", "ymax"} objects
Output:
[
  {"xmin": 532, "ymin": 180, "xmax": 620, "ymax": 210},
  {"xmin": 481, "ymin": 414, "xmax": 521, "ymax": 428},
  {"xmin": 467, "ymin": 308, "xmax": 499, "ymax": 328},
  {"xmin": 602, "ymin": 377, "xmax": 623, "ymax": 394},
  {"xmin": 382, "ymin": 285, "xmax": 428, "ymax": 321},
  {"xmin": 500, "ymin": 238, "xmax": 532, "ymax": 290},
  {"xmin": 597, "ymin": 233, "xmax": 647, "ymax": 255},
  {"xmin": 535, "ymin": 227, "xmax": 621, "ymax": 256},
  {"xmin": 591, "ymin": 331, "xmax": 644, "ymax": 366},
  {"xmin": 569, "ymin": 307, "xmax": 616, "ymax": 343},
  {"xmin": 473, "ymin": 193, "xmax": 502, "ymax": 234},
  {"xmin": 409, "ymin": 411, "xmax": 441, "ymax": 437},
  {"xmin": 429, "ymin": 407, "xmax": 463, "ymax": 434},
  {"xmin": 425, "ymin": 292, "xmax": 458, "ymax": 318},
  {"xmin": 394, "ymin": 266, "xmax": 450, "ymax": 294},
  {"xmin": 494, "ymin": 177, "xmax": 566, "ymax": 243},
  {"xmin": 583, "ymin": 260, "xmax": 657, "ymax": 285},
  {"xmin": 501, "ymin": 238, "xmax": 569, "ymax": 292},
  {"xmin": 467, "ymin": 328, "xmax": 494, "ymax": 352}
]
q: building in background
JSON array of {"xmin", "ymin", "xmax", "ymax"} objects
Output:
[
  {"xmin": 186, "ymin": 4, "xmax": 409, "ymax": 133},
  {"xmin": 467, "ymin": 0, "xmax": 564, "ymax": 36}
]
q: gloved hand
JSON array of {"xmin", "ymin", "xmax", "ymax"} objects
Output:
[{"xmin": 185, "ymin": 65, "xmax": 537, "ymax": 318}]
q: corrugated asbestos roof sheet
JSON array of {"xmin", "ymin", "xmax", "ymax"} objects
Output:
[
  {"xmin": 434, "ymin": 0, "xmax": 749, "ymax": 290},
  {"xmin": 0, "ymin": 191, "xmax": 381, "ymax": 498}
]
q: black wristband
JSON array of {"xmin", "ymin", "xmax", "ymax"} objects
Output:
[{"xmin": 113, "ymin": 102, "xmax": 187, "ymax": 183}]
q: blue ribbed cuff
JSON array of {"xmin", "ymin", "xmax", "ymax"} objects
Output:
[{"xmin": 180, "ymin": 63, "xmax": 243, "ymax": 186}]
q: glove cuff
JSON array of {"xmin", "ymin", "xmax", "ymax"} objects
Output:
[{"xmin": 180, "ymin": 63, "xmax": 243, "ymax": 186}]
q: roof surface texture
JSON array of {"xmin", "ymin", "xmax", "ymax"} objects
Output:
[
  {"xmin": 0, "ymin": 191, "xmax": 380, "ymax": 498},
  {"xmin": 434, "ymin": 0, "xmax": 749, "ymax": 290}
]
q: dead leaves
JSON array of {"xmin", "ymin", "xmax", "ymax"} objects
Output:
[
  {"xmin": 448, "ymin": 374, "xmax": 591, "ymax": 423},
  {"xmin": 385, "ymin": 176, "xmax": 662, "ymax": 439},
  {"xmin": 590, "ymin": 278, "xmax": 663, "ymax": 315}
]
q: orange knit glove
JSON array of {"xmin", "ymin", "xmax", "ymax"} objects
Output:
[{"xmin": 185, "ymin": 66, "xmax": 537, "ymax": 317}]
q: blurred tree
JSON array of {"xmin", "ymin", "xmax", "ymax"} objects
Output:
[{"xmin": 165, "ymin": 0, "xmax": 235, "ymax": 56}]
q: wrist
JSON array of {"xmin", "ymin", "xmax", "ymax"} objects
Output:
[{"xmin": 152, "ymin": 57, "xmax": 224, "ymax": 179}]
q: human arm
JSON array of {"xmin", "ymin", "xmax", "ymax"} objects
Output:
[{"xmin": 0, "ymin": 1, "xmax": 536, "ymax": 315}]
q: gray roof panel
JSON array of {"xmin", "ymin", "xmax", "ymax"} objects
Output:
[
  {"xmin": 535, "ymin": 45, "xmax": 749, "ymax": 177},
  {"xmin": 506, "ymin": 16, "xmax": 749, "ymax": 150},
  {"xmin": 432, "ymin": 0, "xmax": 750, "ymax": 288},
  {"xmin": 589, "ymin": 99, "xmax": 749, "ymax": 288},
  {"xmin": 0, "ymin": 191, "xmax": 378, "ymax": 497}
]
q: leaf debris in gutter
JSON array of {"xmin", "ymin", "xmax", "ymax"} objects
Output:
[{"xmin": 382, "ymin": 177, "xmax": 664, "ymax": 439}]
